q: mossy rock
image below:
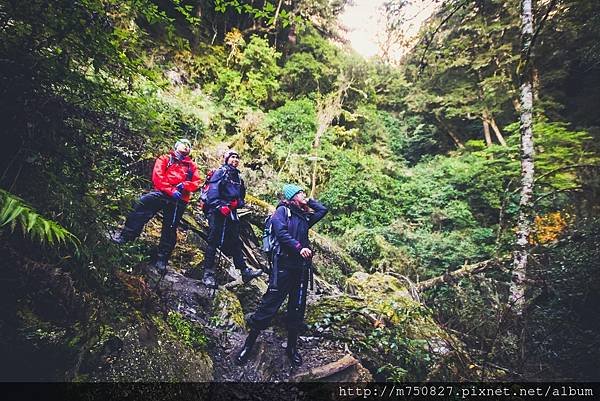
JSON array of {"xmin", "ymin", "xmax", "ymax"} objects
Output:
[
  {"xmin": 308, "ymin": 272, "xmax": 473, "ymax": 381},
  {"xmin": 90, "ymin": 321, "xmax": 213, "ymax": 381},
  {"xmin": 210, "ymin": 289, "xmax": 247, "ymax": 332},
  {"xmin": 228, "ymin": 276, "xmax": 268, "ymax": 315},
  {"xmin": 311, "ymin": 231, "xmax": 363, "ymax": 279},
  {"xmin": 313, "ymin": 255, "xmax": 348, "ymax": 290},
  {"xmin": 305, "ymin": 295, "xmax": 373, "ymax": 342},
  {"xmin": 345, "ymin": 272, "xmax": 410, "ymax": 299}
]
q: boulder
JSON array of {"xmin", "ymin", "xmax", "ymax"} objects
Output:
[
  {"xmin": 211, "ymin": 289, "xmax": 247, "ymax": 333},
  {"xmin": 307, "ymin": 272, "xmax": 475, "ymax": 381}
]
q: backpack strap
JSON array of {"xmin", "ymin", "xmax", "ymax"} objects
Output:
[
  {"xmin": 269, "ymin": 206, "xmax": 292, "ymax": 291},
  {"xmin": 168, "ymin": 155, "xmax": 193, "ymax": 181},
  {"xmin": 207, "ymin": 166, "xmax": 229, "ymax": 185},
  {"xmin": 278, "ymin": 205, "xmax": 291, "ymax": 223},
  {"xmin": 186, "ymin": 162, "xmax": 193, "ymax": 181}
]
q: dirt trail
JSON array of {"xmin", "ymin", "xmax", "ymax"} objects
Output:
[{"xmin": 147, "ymin": 264, "xmax": 365, "ymax": 382}]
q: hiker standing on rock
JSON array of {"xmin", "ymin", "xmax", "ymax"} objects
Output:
[
  {"xmin": 112, "ymin": 139, "xmax": 201, "ymax": 273},
  {"xmin": 200, "ymin": 149, "xmax": 263, "ymax": 289},
  {"xmin": 237, "ymin": 184, "xmax": 328, "ymax": 367}
]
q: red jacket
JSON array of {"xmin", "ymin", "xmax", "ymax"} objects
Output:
[{"xmin": 152, "ymin": 152, "xmax": 201, "ymax": 203}]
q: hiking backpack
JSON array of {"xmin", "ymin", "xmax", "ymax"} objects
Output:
[
  {"xmin": 262, "ymin": 206, "xmax": 313, "ymax": 291},
  {"xmin": 198, "ymin": 166, "xmax": 244, "ymax": 214},
  {"xmin": 262, "ymin": 206, "xmax": 290, "ymax": 253},
  {"xmin": 262, "ymin": 206, "xmax": 290, "ymax": 270},
  {"xmin": 198, "ymin": 167, "xmax": 230, "ymax": 214},
  {"xmin": 197, "ymin": 169, "xmax": 216, "ymax": 213}
]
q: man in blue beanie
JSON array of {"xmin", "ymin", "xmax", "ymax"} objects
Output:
[{"xmin": 236, "ymin": 183, "xmax": 327, "ymax": 367}]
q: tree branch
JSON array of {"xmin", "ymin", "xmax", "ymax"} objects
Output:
[
  {"xmin": 533, "ymin": 186, "xmax": 584, "ymax": 204},
  {"xmin": 417, "ymin": 0, "xmax": 470, "ymax": 74},
  {"xmin": 509, "ymin": 164, "xmax": 600, "ymax": 195},
  {"xmin": 416, "ymin": 257, "xmax": 511, "ymax": 292},
  {"xmin": 534, "ymin": 163, "xmax": 600, "ymax": 184}
]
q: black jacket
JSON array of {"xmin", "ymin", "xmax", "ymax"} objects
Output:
[
  {"xmin": 272, "ymin": 199, "xmax": 328, "ymax": 267},
  {"xmin": 205, "ymin": 164, "xmax": 246, "ymax": 210}
]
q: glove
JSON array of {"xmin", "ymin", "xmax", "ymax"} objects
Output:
[
  {"xmin": 229, "ymin": 199, "xmax": 239, "ymax": 209},
  {"xmin": 176, "ymin": 183, "xmax": 185, "ymax": 191},
  {"xmin": 219, "ymin": 205, "xmax": 231, "ymax": 216},
  {"xmin": 172, "ymin": 191, "xmax": 182, "ymax": 200}
]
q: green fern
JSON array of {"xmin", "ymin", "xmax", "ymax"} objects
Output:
[{"xmin": 0, "ymin": 189, "xmax": 79, "ymax": 250}]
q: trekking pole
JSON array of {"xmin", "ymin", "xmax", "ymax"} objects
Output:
[
  {"xmin": 171, "ymin": 199, "xmax": 179, "ymax": 228},
  {"xmin": 220, "ymin": 213, "xmax": 228, "ymax": 247},
  {"xmin": 216, "ymin": 214, "xmax": 228, "ymax": 267},
  {"xmin": 271, "ymin": 252, "xmax": 279, "ymax": 290},
  {"xmin": 297, "ymin": 260, "xmax": 306, "ymax": 314}
]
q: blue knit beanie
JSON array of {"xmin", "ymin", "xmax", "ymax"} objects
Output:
[{"xmin": 282, "ymin": 184, "xmax": 303, "ymax": 201}]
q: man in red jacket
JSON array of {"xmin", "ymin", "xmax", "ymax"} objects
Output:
[{"xmin": 113, "ymin": 139, "xmax": 201, "ymax": 273}]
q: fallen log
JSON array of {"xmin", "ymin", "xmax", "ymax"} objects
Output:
[
  {"xmin": 291, "ymin": 354, "xmax": 372, "ymax": 382},
  {"xmin": 416, "ymin": 257, "xmax": 511, "ymax": 292}
]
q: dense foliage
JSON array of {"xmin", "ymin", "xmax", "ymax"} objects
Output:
[{"xmin": 1, "ymin": 0, "xmax": 599, "ymax": 381}]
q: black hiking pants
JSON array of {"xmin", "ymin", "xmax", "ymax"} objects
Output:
[
  {"xmin": 247, "ymin": 265, "xmax": 309, "ymax": 332},
  {"xmin": 203, "ymin": 210, "xmax": 247, "ymax": 274},
  {"xmin": 121, "ymin": 191, "xmax": 187, "ymax": 259}
]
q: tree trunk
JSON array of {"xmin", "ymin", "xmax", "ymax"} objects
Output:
[
  {"xmin": 482, "ymin": 116, "xmax": 493, "ymax": 146},
  {"xmin": 490, "ymin": 116, "xmax": 507, "ymax": 146},
  {"xmin": 477, "ymin": 74, "xmax": 493, "ymax": 147},
  {"xmin": 273, "ymin": 0, "xmax": 284, "ymax": 26},
  {"xmin": 435, "ymin": 115, "xmax": 465, "ymax": 149},
  {"xmin": 511, "ymin": 0, "xmax": 535, "ymax": 316},
  {"xmin": 272, "ymin": 0, "xmax": 284, "ymax": 47}
]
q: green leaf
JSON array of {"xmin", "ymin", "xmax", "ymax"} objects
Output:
[{"xmin": 26, "ymin": 212, "xmax": 38, "ymax": 233}]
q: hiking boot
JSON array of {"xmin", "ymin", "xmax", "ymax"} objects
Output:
[
  {"xmin": 236, "ymin": 330, "xmax": 259, "ymax": 365},
  {"xmin": 286, "ymin": 345, "xmax": 302, "ymax": 367},
  {"xmin": 155, "ymin": 255, "xmax": 168, "ymax": 275},
  {"xmin": 241, "ymin": 267, "xmax": 263, "ymax": 284},
  {"xmin": 202, "ymin": 271, "xmax": 218, "ymax": 289},
  {"xmin": 286, "ymin": 330, "xmax": 302, "ymax": 367}
]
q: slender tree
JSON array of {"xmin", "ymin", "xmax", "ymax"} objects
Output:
[{"xmin": 510, "ymin": 0, "xmax": 535, "ymax": 315}]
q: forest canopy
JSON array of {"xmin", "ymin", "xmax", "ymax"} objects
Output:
[{"xmin": 1, "ymin": 0, "xmax": 599, "ymax": 383}]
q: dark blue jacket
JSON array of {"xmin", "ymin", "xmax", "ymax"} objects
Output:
[
  {"xmin": 205, "ymin": 164, "xmax": 246, "ymax": 211},
  {"xmin": 272, "ymin": 199, "xmax": 328, "ymax": 267}
]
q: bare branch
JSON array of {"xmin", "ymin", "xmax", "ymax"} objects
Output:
[
  {"xmin": 509, "ymin": 164, "xmax": 600, "ymax": 195},
  {"xmin": 416, "ymin": 257, "xmax": 511, "ymax": 292},
  {"xmin": 533, "ymin": 186, "xmax": 584, "ymax": 204}
]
